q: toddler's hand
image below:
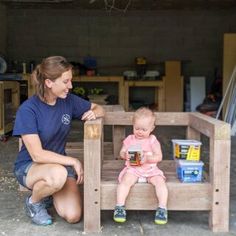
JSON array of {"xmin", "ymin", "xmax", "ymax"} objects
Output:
[
  {"xmin": 120, "ymin": 152, "xmax": 130, "ymax": 161},
  {"xmin": 125, "ymin": 152, "xmax": 130, "ymax": 161},
  {"xmin": 142, "ymin": 151, "xmax": 153, "ymax": 163}
]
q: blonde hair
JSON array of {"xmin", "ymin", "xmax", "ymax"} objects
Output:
[
  {"xmin": 31, "ymin": 56, "xmax": 72, "ymax": 101},
  {"xmin": 132, "ymin": 107, "xmax": 156, "ymax": 125}
]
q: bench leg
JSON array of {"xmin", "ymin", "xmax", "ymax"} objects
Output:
[
  {"xmin": 209, "ymin": 139, "xmax": 230, "ymax": 232},
  {"xmin": 84, "ymin": 121, "xmax": 102, "ymax": 233}
]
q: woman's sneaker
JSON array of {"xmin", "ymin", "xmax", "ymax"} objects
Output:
[
  {"xmin": 42, "ymin": 196, "xmax": 53, "ymax": 209},
  {"xmin": 25, "ymin": 196, "xmax": 52, "ymax": 226},
  {"xmin": 154, "ymin": 207, "xmax": 168, "ymax": 225},
  {"xmin": 113, "ymin": 205, "xmax": 126, "ymax": 223}
]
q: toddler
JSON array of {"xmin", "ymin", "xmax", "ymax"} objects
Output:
[{"xmin": 113, "ymin": 107, "xmax": 168, "ymax": 225}]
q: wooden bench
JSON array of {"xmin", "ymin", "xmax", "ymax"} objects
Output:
[{"xmin": 83, "ymin": 112, "xmax": 231, "ymax": 233}]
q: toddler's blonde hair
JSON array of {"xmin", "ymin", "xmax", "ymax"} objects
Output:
[{"xmin": 132, "ymin": 107, "xmax": 156, "ymax": 125}]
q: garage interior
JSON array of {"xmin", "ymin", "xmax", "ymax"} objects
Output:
[{"xmin": 0, "ymin": 1, "xmax": 236, "ymax": 235}]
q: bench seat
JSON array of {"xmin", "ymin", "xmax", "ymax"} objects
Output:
[{"xmin": 100, "ymin": 159, "xmax": 211, "ymax": 210}]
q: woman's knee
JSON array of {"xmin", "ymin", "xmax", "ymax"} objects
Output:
[
  {"xmin": 64, "ymin": 210, "xmax": 82, "ymax": 224},
  {"xmin": 46, "ymin": 165, "xmax": 68, "ymax": 190}
]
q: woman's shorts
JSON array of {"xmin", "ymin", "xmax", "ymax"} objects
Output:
[{"xmin": 14, "ymin": 162, "xmax": 77, "ymax": 190}]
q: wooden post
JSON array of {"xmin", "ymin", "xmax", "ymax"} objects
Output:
[
  {"xmin": 209, "ymin": 139, "xmax": 231, "ymax": 232},
  {"xmin": 113, "ymin": 126, "xmax": 125, "ymax": 159},
  {"xmin": 84, "ymin": 119, "xmax": 103, "ymax": 233},
  {"xmin": 186, "ymin": 126, "xmax": 201, "ymax": 140}
]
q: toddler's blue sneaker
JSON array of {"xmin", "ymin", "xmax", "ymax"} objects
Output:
[
  {"xmin": 25, "ymin": 196, "xmax": 52, "ymax": 226},
  {"xmin": 154, "ymin": 207, "xmax": 168, "ymax": 225},
  {"xmin": 113, "ymin": 205, "xmax": 126, "ymax": 223}
]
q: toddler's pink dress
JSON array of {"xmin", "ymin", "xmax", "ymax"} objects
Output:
[{"xmin": 118, "ymin": 134, "xmax": 166, "ymax": 183}]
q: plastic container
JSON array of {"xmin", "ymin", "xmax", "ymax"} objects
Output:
[
  {"xmin": 128, "ymin": 144, "xmax": 142, "ymax": 166},
  {"xmin": 176, "ymin": 160, "xmax": 204, "ymax": 183},
  {"xmin": 172, "ymin": 139, "xmax": 202, "ymax": 161}
]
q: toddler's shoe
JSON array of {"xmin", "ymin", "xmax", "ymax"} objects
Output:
[
  {"xmin": 25, "ymin": 196, "xmax": 52, "ymax": 226},
  {"xmin": 154, "ymin": 207, "xmax": 168, "ymax": 225},
  {"xmin": 113, "ymin": 205, "xmax": 126, "ymax": 223}
]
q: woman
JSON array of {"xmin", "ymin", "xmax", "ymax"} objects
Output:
[{"xmin": 13, "ymin": 56, "xmax": 105, "ymax": 226}]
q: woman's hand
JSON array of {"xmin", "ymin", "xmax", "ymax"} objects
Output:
[
  {"xmin": 81, "ymin": 110, "xmax": 96, "ymax": 121},
  {"xmin": 73, "ymin": 159, "xmax": 84, "ymax": 184}
]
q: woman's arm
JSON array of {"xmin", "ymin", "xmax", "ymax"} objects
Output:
[
  {"xmin": 81, "ymin": 103, "xmax": 105, "ymax": 121},
  {"xmin": 21, "ymin": 134, "xmax": 83, "ymax": 183}
]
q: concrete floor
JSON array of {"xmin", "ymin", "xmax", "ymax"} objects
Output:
[{"xmin": 0, "ymin": 125, "xmax": 236, "ymax": 236}]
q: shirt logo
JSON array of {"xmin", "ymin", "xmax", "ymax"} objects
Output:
[{"xmin": 62, "ymin": 114, "xmax": 71, "ymax": 125}]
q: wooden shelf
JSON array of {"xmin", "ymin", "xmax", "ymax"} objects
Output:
[
  {"xmin": 0, "ymin": 81, "xmax": 20, "ymax": 135},
  {"xmin": 124, "ymin": 80, "xmax": 165, "ymax": 111},
  {"xmin": 73, "ymin": 76, "xmax": 125, "ymax": 107}
]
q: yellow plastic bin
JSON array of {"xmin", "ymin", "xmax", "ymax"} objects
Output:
[{"xmin": 172, "ymin": 139, "xmax": 202, "ymax": 161}]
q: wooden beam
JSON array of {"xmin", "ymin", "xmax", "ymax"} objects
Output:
[
  {"xmin": 189, "ymin": 113, "xmax": 231, "ymax": 139},
  {"xmin": 104, "ymin": 112, "xmax": 189, "ymax": 126},
  {"xmin": 84, "ymin": 118, "xmax": 102, "ymax": 233},
  {"xmin": 209, "ymin": 139, "xmax": 231, "ymax": 232},
  {"xmin": 101, "ymin": 182, "xmax": 211, "ymax": 210}
]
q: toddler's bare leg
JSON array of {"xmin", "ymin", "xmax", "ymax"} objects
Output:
[
  {"xmin": 116, "ymin": 172, "xmax": 138, "ymax": 206},
  {"xmin": 149, "ymin": 175, "xmax": 168, "ymax": 208}
]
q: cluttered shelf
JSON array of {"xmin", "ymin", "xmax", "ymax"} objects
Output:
[{"xmin": 23, "ymin": 74, "xmax": 167, "ymax": 111}]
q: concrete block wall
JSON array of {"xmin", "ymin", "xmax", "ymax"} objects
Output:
[
  {"xmin": 0, "ymin": 3, "xmax": 6, "ymax": 55},
  {"xmin": 5, "ymin": 8, "xmax": 236, "ymax": 91}
]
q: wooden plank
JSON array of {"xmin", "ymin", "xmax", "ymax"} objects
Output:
[
  {"xmin": 0, "ymin": 81, "xmax": 20, "ymax": 135},
  {"xmin": 223, "ymin": 33, "xmax": 236, "ymax": 117},
  {"xmin": 189, "ymin": 113, "xmax": 231, "ymax": 139},
  {"xmin": 112, "ymin": 126, "xmax": 125, "ymax": 159},
  {"xmin": 73, "ymin": 76, "xmax": 123, "ymax": 82},
  {"xmin": 22, "ymin": 74, "xmax": 35, "ymax": 97},
  {"xmin": 104, "ymin": 112, "xmax": 189, "ymax": 126},
  {"xmin": 103, "ymin": 105, "xmax": 124, "ymax": 112},
  {"xmin": 84, "ymin": 119, "xmax": 102, "ymax": 233},
  {"xmin": 101, "ymin": 181, "xmax": 211, "ymax": 210},
  {"xmin": 209, "ymin": 139, "xmax": 230, "ymax": 232},
  {"xmin": 186, "ymin": 126, "xmax": 201, "ymax": 140},
  {"xmin": 155, "ymin": 78, "xmax": 165, "ymax": 111},
  {"xmin": 163, "ymin": 75, "xmax": 184, "ymax": 112}
]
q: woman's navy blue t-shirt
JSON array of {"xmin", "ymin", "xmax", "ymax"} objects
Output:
[{"xmin": 13, "ymin": 93, "xmax": 91, "ymax": 170}]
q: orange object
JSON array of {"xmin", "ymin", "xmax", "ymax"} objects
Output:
[{"xmin": 129, "ymin": 151, "xmax": 142, "ymax": 166}]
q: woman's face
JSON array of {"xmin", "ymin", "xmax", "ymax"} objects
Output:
[{"xmin": 47, "ymin": 69, "xmax": 73, "ymax": 99}]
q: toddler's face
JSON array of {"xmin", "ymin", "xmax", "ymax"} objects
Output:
[{"xmin": 133, "ymin": 117, "xmax": 155, "ymax": 139}]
